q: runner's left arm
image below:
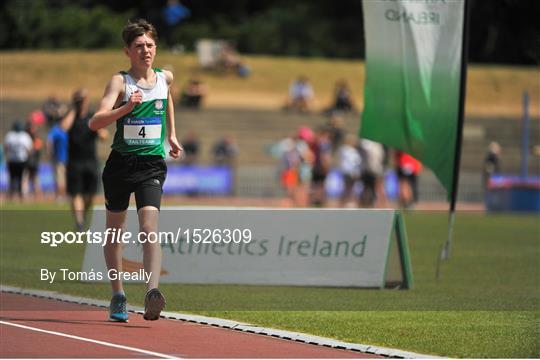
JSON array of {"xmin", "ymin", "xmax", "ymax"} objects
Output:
[{"xmin": 164, "ymin": 70, "xmax": 183, "ymax": 159}]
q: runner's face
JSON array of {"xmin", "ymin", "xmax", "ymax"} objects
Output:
[{"xmin": 126, "ymin": 34, "xmax": 156, "ymax": 67}]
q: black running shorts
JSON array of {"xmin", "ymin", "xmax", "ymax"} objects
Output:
[
  {"xmin": 102, "ymin": 150, "xmax": 167, "ymax": 211},
  {"xmin": 67, "ymin": 160, "xmax": 98, "ymax": 196}
]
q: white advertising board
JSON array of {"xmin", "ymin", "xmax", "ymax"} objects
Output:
[{"xmin": 82, "ymin": 208, "xmax": 412, "ymax": 288}]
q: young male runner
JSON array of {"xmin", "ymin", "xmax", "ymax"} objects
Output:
[{"xmin": 89, "ymin": 19, "xmax": 183, "ymax": 322}]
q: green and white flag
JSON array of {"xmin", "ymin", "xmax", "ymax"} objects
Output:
[{"xmin": 361, "ymin": 0, "xmax": 466, "ymax": 197}]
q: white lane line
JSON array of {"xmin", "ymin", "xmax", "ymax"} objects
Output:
[
  {"xmin": 1, "ymin": 286, "xmax": 442, "ymax": 358},
  {"xmin": 0, "ymin": 320, "xmax": 180, "ymax": 359}
]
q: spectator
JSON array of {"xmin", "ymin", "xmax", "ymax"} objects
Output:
[
  {"xmin": 42, "ymin": 96, "xmax": 67, "ymax": 127},
  {"xmin": 294, "ymin": 126, "xmax": 315, "ymax": 207},
  {"xmin": 213, "ymin": 134, "xmax": 238, "ymax": 167},
  {"xmin": 161, "ymin": 0, "xmax": 190, "ymax": 48},
  {"xmin": 25, "ymin": 121, "xmax": 43, "ymax": 199},
  {"xmin": 358, "ymin": 139, "xmax": 386, "ymax": 207},
  {"xmin": 61, "ymin": 89, "xmax": 108, "ymax": 230},
  {"xmin": 324, "ymin": 79, "xmax": 356, "ymax": 114},
  {"xmin": 338, "ymin": 135, "xmax": 361, "ymax": 207},
  {"xmin": 483, "ymin": 141, "xmax": 501, "ymax": 190},
  {"xmin": 284, "ymin": 76, "xmax": 315, "ymax": 114},
  {"xmin": 180, "ymin": 131, "xmax": 200, "ymax": 165},
  {"xmin": 395, "ymin": 151, "xmax": 423, "ymax": 208},
  {"xmin": 213, "ymin": 134, "xmax": 239, "ymax": 195},
  {"xmin": 179, "ymin": 78, "xmax": 207, "ymax": 109},
  {"xmin": 47, "ymin": 121, "xmax": 68, "ymax": 201},
  {"xmin": 217, "ymin": 43, "xmax": 251, "ymax": 77},
  {"xmin": 278, "ymin": 135, "xmax": 301, "ymax": 204},
  {"xmin": 3, "ymin": 121, "xmax": 32, "ymax": 201},
  {"xmin": 309, "ymin": 126, "xmax": 332, "ymax": 207},
  {"xmin": 327, "ymin": 112, "xmax": 346, "ymax": 151}
]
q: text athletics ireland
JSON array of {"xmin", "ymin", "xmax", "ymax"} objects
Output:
[{"xmin": 159, "ymin": 235, "xmax": 369, "ymax": 258}]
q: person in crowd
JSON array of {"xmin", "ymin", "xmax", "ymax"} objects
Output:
[
  {"xmin": 25, "ymin": 121, "xmax": 43, "ymax": 199},
  {"xmin": 358, "ymin": 139, "xmax": 387, "ymax": 207},
  {"xmin": 47, "ymin": 120, "xmax": 68, "ymax": 201},
  {"xmin": 275, "ymin": 130, "xmax": 311, "ymax": 207},
  {"xmin": 483, "ymin": 141, "xmax": 501, "ymax": 190},
  {"xmin": 180, "ymin": 131, "xmax": 200, "ymax": 165},
  {"xmin": 326, "ymin": 112, "xmax": 346, "ymax": 152},
  {"xmin": 395, "ymin": 150, "xmax": 422, "ymax": 208},
  {"xmin": 338, "ymin": 135, "xmax": 361, "ymax": 207},
  {"xmin": 61, "ymin": 89, "xmax": 108, "ymax": 231},
  {"xmin": 161, "ymin": 0, "xmax": 190, "ymax": 47},
  {"xmin": 284, "ymin": 76, "xmax": 315, "ymax": 114},
  {"xmin": 309, "ymin": 126, "xmax": 332, "ymax": 206},
  {"xmin": 179, "ymin": 77, "xmax": 207, "ymax": 109},
  {"xmin": 294, "ymin": 126, "xmax": 314, "ymax": 207},
  {"xmin": 212, "ymin": 134, "xmax": 239, "ymax": 195},
  {"xmin": 324, "ymin": 79, "xmax": 356, "ymax": 114},
  {"xmin": 3, "ymin": 121, "xmax": 32, "ymax": 201},
  {"xmin": 88, "ymin": 19, "xmax": 183, "ymax": 323},
  {"xmin": 42, "ymin": 95, "xmax": 67, "ymax": 127},
  {"xmin": 217, "ymin": 43, "xmax": 251, "ymax": 77},
  {"xmin": 278, "ymin": 135, "xmax": 301, "ymax": 205},
  {"xmin": 212, "ymin": 134, "xmax": 238, "ymax": 167}
]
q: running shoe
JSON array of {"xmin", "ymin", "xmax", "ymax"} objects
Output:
[
  {"xmin": 108, "ymin": 294, "xmax": 129, "ymax": 322},
  {"xmin": 143, "ymin": 288, "xmax": 166, "ymax": 321}
]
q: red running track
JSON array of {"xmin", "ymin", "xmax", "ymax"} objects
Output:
[{"xmin": 0, "ymin": 292, "xmax": 382, "ymax": 358}]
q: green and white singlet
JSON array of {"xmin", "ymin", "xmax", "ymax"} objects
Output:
[{"xmin": 111, "ymin": 68, "xmax": 168, "ymax": 158}]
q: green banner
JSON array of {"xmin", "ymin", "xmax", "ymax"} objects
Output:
[{"xmin": 361, "ymin": 0, "xmax": 465, "ymax": 197}]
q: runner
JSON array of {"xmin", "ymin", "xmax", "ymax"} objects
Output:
[
  {"xmin": 61, "ymin": 89, "xmax": 108, "ymax": 231},
  {"xmin": 89, "ymin": 19, "xmax": 183, "ymax": 322}
]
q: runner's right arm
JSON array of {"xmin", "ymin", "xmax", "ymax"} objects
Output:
[{"xmin": 89, "ymin": 74, "xmax": 141, "ymax": 131}]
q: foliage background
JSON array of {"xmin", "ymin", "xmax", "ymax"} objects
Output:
[{"xmin": 1, "ymin": 0, "xmax": 539, "ymax": 64}]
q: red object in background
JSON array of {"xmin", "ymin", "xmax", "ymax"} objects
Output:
[
  {"xmin": 33, "ymin": 138, "xmax": 43, "ymax": 151},
  {"xmin": 281, "ymin": 168, "xmax": 298, "ymax": 188},
  {"xmin": 29, "ymin": 110, "xmax": 46, "ymax": 126},
  {"xmin": 396, "ymin": 151, "xmax": 423, "ymax": 175},
  {"xmin": 297, "ymin": 126, "xmax": 314, "ymax": 142}
]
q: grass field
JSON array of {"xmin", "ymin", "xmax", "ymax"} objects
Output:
[
  {"xmin": 1, "ymin": 51, "xmax": 539, "ymax": 117},
  {"xmin": 1, "ymin": 205, "xmax": 538, "ymax": 358}
]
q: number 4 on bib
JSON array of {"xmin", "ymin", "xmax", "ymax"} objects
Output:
[{"xmin": 124, "ymin": 117, "xmax": 161, "ymax": 145}]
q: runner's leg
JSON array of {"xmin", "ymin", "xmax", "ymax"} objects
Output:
[
  {"xmin": 70, "ymin": 195, "xmax": 85, "ymax": 230},
  {"xmin": 103, "ymin": 210, "xmax": 127, "ymax": 294},
  {"xmin": 137, "ymin": 206, "xmax": 161, "ymax": 290},
  {"xmin": 137, "ymin": 205, "xmax": 166, "ymax": 320}
]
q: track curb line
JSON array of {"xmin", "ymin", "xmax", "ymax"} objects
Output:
[{"xmin": 1, "ymin": 285, "xmax": 444, "ymax": 359}]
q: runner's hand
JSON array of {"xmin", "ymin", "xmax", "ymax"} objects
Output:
[
  {"xmin": 126, "ymin": 90, "xmax": 143, "ymax": 111},
  {"xmin": 168, "ymin": 136, "xmax": 184, "ymax": 160}
]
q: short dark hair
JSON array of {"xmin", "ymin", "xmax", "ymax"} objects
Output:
[{"xmin": 122, "ymin": 19, "xmax": 158, "ymax": 47}]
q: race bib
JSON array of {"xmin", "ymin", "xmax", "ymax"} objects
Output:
[{"xmin": 123, "ymin": 117, "xmax": 162, "ymax": 146}]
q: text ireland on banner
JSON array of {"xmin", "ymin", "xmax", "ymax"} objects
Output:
[{"xmin": 361, "ymin": 0, "xmax": 465, "ymax": 197}]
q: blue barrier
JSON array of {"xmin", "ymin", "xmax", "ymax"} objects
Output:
[
  {"xmin": 2, "ymin": 164, "xmax": 400, "ymax": 199},
  {"xmin": 163, "ymin": 165, "xmax": 232, "ymax": 195},
  {"xmin": 0, "ymin": 163, "xmax": 233, "ymax": 196},
  {"xmin": 0, "ymin": 163, "xmax": 56, "ymax": 192},
  {"xmin": 486, "ymin": 175, "xmax": 540, "ymax": 212}
]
